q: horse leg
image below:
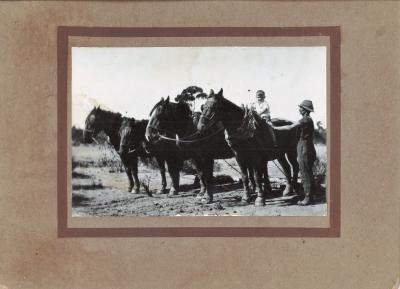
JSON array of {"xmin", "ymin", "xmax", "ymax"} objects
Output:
[
  {"xmin": 125, "ymin": 167, "xmax": 134, "ymax": 192},
  {"xmin": 201, "ymin": 158, "xmax": 214, "ymax": 204},
  {"xmin": 287, "ymin": 151, "xmax": 299, "ymax": 194},
  {"xmin": 277, "ymin": 154, "xmax": 293, "ymax": 196},
  {"xmin": 192, "ymin": 158, "xmax": 207, "ymax": 201},
  {"xmin": 254, "ymin": 160, "xmax": 266, "ymax": 206},
  {"xmin": 196, "ymin": 160, "xmax": 206, "ymax": 197},
  {"xmin": 131, "ymin": 157, "xmax": 140, "ymax": 194},
  {"xmin": 195, "ymin": 173, "xmax": 206, "ymax": 200},
  {"xmin": 248, "ymin": 166, "xmax": 256, "ymax": 193},
  {"xmin": 155, "ymin": 155, "xmax": 167, "ymax": 194},
  {"xmin": 167, "ymin": 158, "xmax": 180, "ymax": 196},
  {"xmin": 263, "ymin": 164, "xmax": 272, "ymax": 199},
  {"xmin": 236, "ymin": 156, "xmax": 251, "ymax": 203}
]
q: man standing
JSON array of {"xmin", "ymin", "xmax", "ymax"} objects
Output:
[
  {"xmin": 272, "ymin": 100, "xmax": 317, "ymax": 205},
  {"xmin": 250, "ymin": 90, "xmax": 278, "ymax": 147}
]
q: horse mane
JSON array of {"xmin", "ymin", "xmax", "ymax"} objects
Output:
[
  {"xmin": 220, "ymin": 96, "xmax": 244, "ymax": 116},
  {"xmin": 97, "ymin": 107, "xmax": 122, "ymax": 119},
  {"xmin": 121, "ymin": 117, "xmax": 136, "ymax": 127},
  {"xmin": 135, "ymin": 119, "xmax": 149, "ymax": 127},
  {"xmin": 232, "ymin": 106, "xmax": 257, "ymax": 139},
  {"xmin": 149, "ymin": 98, "xmax": 164, "ymax": 117},
  {"xmin": 120, "ymin": 118, "xmax": 148, "ymax": 136}
]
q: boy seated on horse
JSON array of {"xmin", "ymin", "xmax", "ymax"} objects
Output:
[{"xmin": 250, "ymin": 90, "xmax": 278, "ymax": 147}]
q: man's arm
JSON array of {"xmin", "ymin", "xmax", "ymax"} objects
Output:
[{"xmin": 272, "ymin": 121, "xmax": 301, "ymax": 131}]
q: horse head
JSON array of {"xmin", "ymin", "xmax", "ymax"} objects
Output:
[
  {"xmin": 83, "ymin": 106, "xmax": 101, "ymax": 143},
  {"xmin": 118, "ymin": 118, "xmax": 136, "ymax": 155},
  {"xmin": 197, "ymin": 88, "xmax": 224, "ymax": 133},
  {"xmin": 145, "ymin": 96, "xmax": 192, "ymax": 143}
]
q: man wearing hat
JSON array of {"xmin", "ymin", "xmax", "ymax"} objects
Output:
[
  {"xmin": 272, "ymin": 100, "xmax": 317, "ymax": 205},
  {"xmin": 250, "ymin": 90, "xmax": 278, "ymax": 147}
]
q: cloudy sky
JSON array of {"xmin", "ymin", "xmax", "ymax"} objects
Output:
[{"xmin": 72, "ymin": 46, "xmax": 326, "ymax": 128}]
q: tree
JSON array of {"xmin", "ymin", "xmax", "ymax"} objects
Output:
[
  {"xmin": 314, "ymin": 121, "xmax": 326, "ymax": 144},
  {"xmin": 175, "ymin": 86, "xmax": 208, "ymax": 103}
]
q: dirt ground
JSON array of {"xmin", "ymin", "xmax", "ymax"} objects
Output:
[{"xmin": 72, "ymin": 144, "xmax": 327, "ymax": 217}]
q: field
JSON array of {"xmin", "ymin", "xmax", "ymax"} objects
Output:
[{"xmin": 72, "ymin": 144, "xmax": 327, "ymax": 217}]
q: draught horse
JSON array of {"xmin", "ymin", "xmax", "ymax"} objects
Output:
[
  {"xmin": 83, "ymin": 106, "xmax": 169, "ymax": 194},
  {"xmin": 197, "ymin": 89, "xmax": 299, "ymax": 206},
  {"xmin": 145, "ymin": 97, "xmax": 234, "ymax": 203}
]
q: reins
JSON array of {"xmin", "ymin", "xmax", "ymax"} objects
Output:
[{"xmin": 148, "ymin": 124, "xmax": 225, "ymax": 144}]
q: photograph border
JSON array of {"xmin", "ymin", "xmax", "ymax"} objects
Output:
[{"xmin": 58, "ymin": 26, "xmax": 340, "ymax": 238}]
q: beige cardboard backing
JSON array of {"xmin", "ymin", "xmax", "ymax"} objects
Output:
[{"xmin": 0, "ymin": 1, "xmax": 399, "ymax": 289}]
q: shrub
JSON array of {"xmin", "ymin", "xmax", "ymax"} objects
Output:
[
  {"xmin": 139, "ymin": 157, "xmax": 160, "ymax": 170},
  {"xmin": 313, "ymin": 156, "xmax": 327, "ymax": 176},
  {"xmin": 71, "ymin": 126, "xmax": 84, "ymax": 146}
]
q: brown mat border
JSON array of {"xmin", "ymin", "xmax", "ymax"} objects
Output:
[{"xmin": 58, "ymin": 26, "xmax": 340, "ymax": 238}]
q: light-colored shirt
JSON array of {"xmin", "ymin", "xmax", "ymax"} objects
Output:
[{"xmin": 250, "ymin": 100, "xmax": 271, "ymax": 120}]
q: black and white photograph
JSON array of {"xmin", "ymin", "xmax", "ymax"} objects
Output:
[{"xmin": 71, "ymin": 46, "xmax": 328, "ymax": 217}]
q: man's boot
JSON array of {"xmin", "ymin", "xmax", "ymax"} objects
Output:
[{"xmin": 298, "ymin": 192, "xmax": 314, "ymax": 206}]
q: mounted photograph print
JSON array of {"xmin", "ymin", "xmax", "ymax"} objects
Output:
[{"xmin": 58, "ymin": 27, "xmax": 340, "ymax": 237}]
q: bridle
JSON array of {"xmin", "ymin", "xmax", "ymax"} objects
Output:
[
  {"xmin": 83, "ymin": 127, "xmax": 99, "ymax": 144},
  {"xmin": 199, "ymin": 111, "xmax": 217, "ymax": 131}
]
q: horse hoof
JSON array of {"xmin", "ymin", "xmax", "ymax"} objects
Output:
[
  {"xmin": 255, "ymin": 197, "xmax": 265, "ymax": 206},
  {"xmin": 168, "ymin": 188, "xmax": 178, "ymax": 197},
  {"xmin": 201, "ymin": 195, "xmax": 213, "ymax": 204},
  {"xmin": 282, "ymin": 185, "xmax": 293, "ymax": 196},
  {"xmin": 195, "ymin": 193, "xmax": 203, "ymax": 200},
  {"xmin": 298, "ymin": 196, "xmax": 314, "ymax": 206},
  {"xmin": 157, "ymin": 188, "xmax": 168, "ymax": 194},
  {"xmin": 133, "ymin": 188, "xmax": 140, "ymax": 194}
]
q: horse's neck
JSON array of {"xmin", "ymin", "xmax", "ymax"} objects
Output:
[
  {"xmin": 166, "ymin": 104, "xmax": 195, "ymax": 137},
  {"xmin": 136, "ymin": 119, "xmax": 149, "ymax": 139},
  {"xmin": 176, "ymin": 118, "xmax": 196, "ymax": 137},
  {"xmin": 220, "ymin": 99, "xmax": 245, "ymax": 135},
  {"xmin": 99, "ymin": 110, "xmax": 122, "ymax": 150}
]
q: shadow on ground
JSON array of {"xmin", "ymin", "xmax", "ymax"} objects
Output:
[{"xmin": 72, "ymin": 193, "xmax": 94, "ymax": 207}]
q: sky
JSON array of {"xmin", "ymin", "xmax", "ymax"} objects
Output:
[{"xmin": 72, "ymin": 47, "xmax": 326, "ymax": 128}]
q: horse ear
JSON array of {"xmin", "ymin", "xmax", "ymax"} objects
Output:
[
  {"xmin": 208, "ymin": 89, "xmax": 215, "ymax": 99},
  {"xmin": 214, "ymin": 88, "xmax": 223, "ymax": 99},
  {"xmin": 165, "ymin": 96, "xmax": 170, "ymax": 103}
]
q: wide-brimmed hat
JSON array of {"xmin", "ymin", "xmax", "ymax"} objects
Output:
[{"xmin": 299, "ymin": 100, "xmax": 314, "ymax": 112}]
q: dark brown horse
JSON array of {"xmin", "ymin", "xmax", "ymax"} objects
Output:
[
  {"xmin": 197, "ymin": 89, "xmax": 299, "ymax": 206},
  {"xmin": 118, "ymin": 116, "xmax": 185, "ymax": 196},
  {"xmin": 145, "ymin": 97, "xmax": 234, "ymax": 203},
  {"xmin": 83, "ymin": 106, "xmax": 168, "ymax": 194}
]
